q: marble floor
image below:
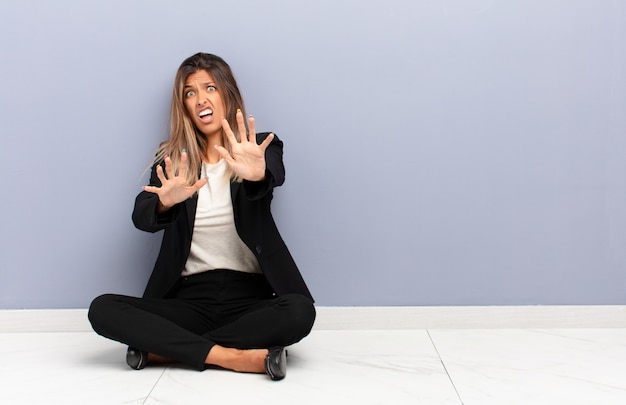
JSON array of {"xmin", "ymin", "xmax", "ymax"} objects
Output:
[{"xmin": 1, "ymin": 328, "xmax": 626, "ymax": 404}]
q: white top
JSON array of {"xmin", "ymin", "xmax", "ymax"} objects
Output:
[{"xmin": 182, "ymin": 159, "xmax": 261, "ymax": 276}]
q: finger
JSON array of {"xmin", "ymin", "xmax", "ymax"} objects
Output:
[
  {"xmin": 143, "ymin": 185, "xmax": 160, "ymax": 194},
  {"xmin": 259, "ymin": 132, "xmax": 275, "ymax": 150},
  {"xmin": 164, "ymin": 155, "xmax": 174, "ymax": 179},
  {"xmin": 248, "ymin": 115, "xmax": 257, "ymax": 145},
  {"xmin": 236, "ymin": 109, "xmax": 247, "ymax": 142},
  {"xmin": 155, "ymin": 164, "xmax": 167, "ymax": 184},
  {"xmin": 193, "ymin": 177, "xmax": 208, "ymax": 190},
  {"xmin": 178, "ymin": 150, "xmax": 188, "ymax": 178},
  {"xmin": 221, "ymin": 117, "xmax": 238, "ymax": 145},
  {"xmin": 214, "ymin": 144, "xmax": 235, "ymax": 164}
]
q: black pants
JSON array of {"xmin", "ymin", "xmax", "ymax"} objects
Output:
[{"xmin": 88, "ymin": 270, "xmax": 316, "ymax": 370}]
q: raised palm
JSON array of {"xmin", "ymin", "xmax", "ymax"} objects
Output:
[
  {"xmin": 143, "ymin": 152, "xmax": 207, "ymax": 209},
  {"xmin": 215, "ymin": 111, "xmax": 274, "ymax": 181}
]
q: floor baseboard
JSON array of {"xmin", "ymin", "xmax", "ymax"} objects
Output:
[{"xmin": 1, "ymin": 306, "xmax": 625, "ymax": 333}]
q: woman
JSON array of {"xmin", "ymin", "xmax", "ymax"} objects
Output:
[{"xmin": 88, "ymin": 53, "xmax": 315, "ymax": 381}]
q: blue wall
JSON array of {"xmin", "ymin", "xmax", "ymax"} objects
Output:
[{"xmin": 1, "ymin": 0, "xmax": 625, "ymax": 308}]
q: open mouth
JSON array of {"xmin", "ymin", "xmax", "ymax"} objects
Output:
[{"xmin": 198, "ymin": 109, "xmax": 213, "ymax": 122}]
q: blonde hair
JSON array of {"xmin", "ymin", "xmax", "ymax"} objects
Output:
[{"xmin": 153, "ymin": 53, "xmax": 247, "ymax": 184}]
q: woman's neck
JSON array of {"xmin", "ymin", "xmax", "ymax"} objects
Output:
[{"xmin": 204, "ymin": 132, "xmax": 223, "ymax": 164}]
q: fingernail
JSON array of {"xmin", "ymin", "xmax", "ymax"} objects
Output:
[
  {"xmin": 237, "ymin": 109, "xmax": 241, "ymax": 114},
  {"xmin": 182, "ymin": 148, "xmax": 186, "ymax": 153}
]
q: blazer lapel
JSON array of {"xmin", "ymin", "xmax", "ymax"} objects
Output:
[
  {"xmin": 185, "ymin": 194, "xmax": 198, "ymax": 232},
  {"xmin": 230, "ymin": 181, "xmax": 240, "ymax": 202}
]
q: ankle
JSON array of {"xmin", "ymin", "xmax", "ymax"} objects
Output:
[{"xmin": 205, "ymin": 346, "xmax": 268, "ymax": 373}]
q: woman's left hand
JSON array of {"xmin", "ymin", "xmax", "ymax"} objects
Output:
[{"xmin": 215, "ymin": 110, "xmax": 274, "ymax": 181}]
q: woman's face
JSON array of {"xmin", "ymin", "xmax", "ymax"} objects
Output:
[{"xmin": 183, "ymin": 69, "xmax": 226, "ymax": 139}]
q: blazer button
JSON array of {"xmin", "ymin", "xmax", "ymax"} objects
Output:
[{"xmin": 255, "ymin": 245, "xmax": 262, "ymax": 254}]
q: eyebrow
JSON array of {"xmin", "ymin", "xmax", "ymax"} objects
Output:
[{"xmin": 184, "ymin": 82, "xmax": 216, "ymax": 88}]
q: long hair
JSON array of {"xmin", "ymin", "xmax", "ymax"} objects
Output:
[{"xmin": 153, "ymin": 53, "xmax": 247, "ymax": 184}]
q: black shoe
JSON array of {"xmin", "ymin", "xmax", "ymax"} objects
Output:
[
  {"xmin": 264, "ymin": 346, "xmax": 287, "ymax": 381},
  {"xmin": 126, "ymin": 346, "xmax": 148, "ymax": 370}
]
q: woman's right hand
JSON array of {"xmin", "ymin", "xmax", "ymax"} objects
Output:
[{"xmin": 142, "ymin": 152, "xmax": 207, "ymax": 213}]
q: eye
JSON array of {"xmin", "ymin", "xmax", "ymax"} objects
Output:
[
  {"xmin": 185, "ymin": 90, "xmax": 195, "ymax": 98},
  {"xmin": 207, "ymin": 85, "xmax": 216, "ymax": 92}
]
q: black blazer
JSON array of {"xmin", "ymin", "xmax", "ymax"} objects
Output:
[{"xmin": 131, "ymin": 133, "xmax": 313, "ymax": 302}]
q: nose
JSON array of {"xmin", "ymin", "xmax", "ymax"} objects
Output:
[{"xmin": 196, "ymin": 93, "xmax": 208, "ymax": 106}]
